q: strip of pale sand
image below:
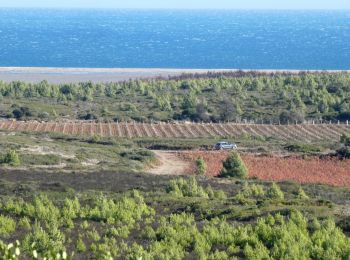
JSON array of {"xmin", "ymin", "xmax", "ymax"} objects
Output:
[{"xmin": 0, "ymin": 67, "xmax": 348, "ymax": 84}]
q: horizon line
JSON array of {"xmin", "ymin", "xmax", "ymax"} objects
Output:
[{"xmin": 0, "ymin": 7, "xmax": 349, "ymax": 11}]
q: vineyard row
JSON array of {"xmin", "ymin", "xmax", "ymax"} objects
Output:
[{"xmin": 0, "ymin": 120, "xmax": 349, "ymax": 141}]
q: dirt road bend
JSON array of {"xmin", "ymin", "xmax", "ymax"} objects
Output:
[{"xmin": 147, "ymin": 151, "xmax": 191, "ymax": 175}]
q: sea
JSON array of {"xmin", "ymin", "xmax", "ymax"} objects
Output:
[{"xmin": 0, "ymin": 9, "xmax": 349, "ymax": 69}]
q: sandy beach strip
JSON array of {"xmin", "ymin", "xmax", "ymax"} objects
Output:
[{"xmin": 0, "ymin": 67, "xmax": 348, "ymax": 83}]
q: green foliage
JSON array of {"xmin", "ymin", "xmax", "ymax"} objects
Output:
[
  {"xmin": 0, "ymin": 240, "xmax": 21, "ymax": 259},
  {"xmin": 242, "ymin": 182, "xmax": 265, "ymax": 198},
  {"xmin": 285, "ymin": 143, "xmax": 323, "ymax": 153},
  {"xmin": 310, "ymin": 218, "xmax": 350, "ymax": 259},
  {"xmin": 219, "ymin": 152, "xmax": 248, "ymax": 178},
  {"xmin": 0, "ymin": 194, "xmax": 349, "ymax": 259},
  {"xmin": 0, "ymin": 172, "xmax": 349, "ymax": 259},
  {"xmin": 196, "ymin": 156, "xmax": 207, "ymax": 175},
  {"xmin": 22, "ymin": 222, "xmax": 65, "ymax": 256},
  {"xmin": 87, "ymin": 229, "xmax": 101, "ymax": 242},
  {"xmin": 89, "ymin": 135, "xmax": 102, "ymax": 144},
  {"xmin": 234, "ymin": 182, "xmax": 265, "ymax": 204},
  {"xmin": 267, "ymin": 183, "xmax": 285, "ymax": 200},
  {"xmin": 297, "ymin": 187, "xmax": 309, "ymax": 200},
  {"xmin": 84, "ymin": 191, "xmax": 154, "ymax": 228},
  {"xmin": 166, "ymin": 177, "xmax": 209, "ymax": 198},
  {"xmin": 340, "ymin": 134, "xmax": 350, "ymax": 146},
  {"xmin": 18, "ymin": 217, "xmax": 31, "ymax": 230},
  {"xmin": 2, "ymin": 72, "xmax": 350, "ymax": 122},
  {"xmin": 0, "ymin": 215, "xmax": 16, "ymax": 236},
  {"xmin": 76, "ymin": 237, "xmax": 86, "ymax": 253},
  {"xmin": 336, "ymin": 146, "xmax": 350, "ymax": 159},
  {"xmin": 1, "ymin": 150, "xmax": 21, "ymax": 166},
  {"xmin": 337, "ymin": 134, "xmax": 350, "ymax": 158},
  {"xmin": 166, "ymin": 178, "xmax": 226, "ymax": 200}
]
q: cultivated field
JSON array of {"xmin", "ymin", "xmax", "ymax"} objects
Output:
[
  {"xmin": 0, "ymin": 120, "xmax": 349, "ymax": 142},
  {"xmin": 179, "ymin": 151, "xmax": 350, "ymax": 187}
]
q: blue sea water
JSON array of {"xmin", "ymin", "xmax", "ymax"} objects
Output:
[{"xmin": 0, "ymin": 9, "xmax": 349, "ymax": 69}]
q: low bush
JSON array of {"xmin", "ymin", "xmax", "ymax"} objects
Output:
[
  {"xmin": 166, "ymin": 178, "xmax": 226, "ymax": 200},
  {"xmin": 22, "ymin": 222, "xmax": 65, "ymax": 256},
  {"xmin": 166, "ymin": 177, "xmax": 209, "ymax": 198},
  {"xmin": 1, "ymin": 150, "xmax": 21, "ymax": 166},
  {"xmin": 120, "ymin": 149, "xmax": 155, "ymax": 163},
  {"xmin": 296, "ymin": 187, "xmax": 309, "ymax": 200},
  {"xmin": 340, "ymin": 134, "xmax": 350, "ymax": 146},
  {"xmin": 0, "ymin": 215, "xmax": 16, "ymax": 236},
  {"xmin": 18, "ymin": 217, "xmax": 31, "ymax": 230},
  {"xmin": 285, "ymin": 143, "xmax": 323, "ymax": 153},
  {"xmin": 336, "ymin": 146, "xmax": 350, "ymax": 159},
  {"xmin": 76, "ymin": 237, "xmax": 86, "ymax": 253},
  {"xmin": 267, "ymin": 183, "xmax": 285, "ymax": 200}
]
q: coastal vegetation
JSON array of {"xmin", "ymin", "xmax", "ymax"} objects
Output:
[
  {"xmin": 0, "ymin": 72, "xmax": 350, "ymax": 123},
  {"xmin": 0, "ymin": 172, "xmax": 350, "ymax": 259}
]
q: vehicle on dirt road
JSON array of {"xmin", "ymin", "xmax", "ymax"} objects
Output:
[{"xmin": 214, "ymin": 141, "xmax": 238, "ymax": 150}]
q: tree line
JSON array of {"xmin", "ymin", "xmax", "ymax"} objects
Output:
[{"xmin": 1, "ymin": 72, "xmax": 350, "ymax": 123}]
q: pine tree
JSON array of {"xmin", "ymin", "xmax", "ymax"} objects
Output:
[
  {"xmin": 267, "ymin": 183, "xmax": 284, "ymax": 200},
  {"xmin": 219, "ymin": 152, "xmax": 248, "ymax": 178}
]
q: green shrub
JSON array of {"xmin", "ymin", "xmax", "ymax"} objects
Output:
[
  {"xmin": 166, "ymin": 177, "xmax": 208, "ymax": 198},
  {"xmin": 336, "ymin": 146, "xmax": 350, "ymax": 159},
  {"xmin": 84, "ymin": 191, "xmax": 155, "ymax": 236},
  {"xmin": 285, "ymin": 143, "xmax": 322, "ymax": 153},
  {"xmin": 214, "ymin": 190, "xmax": 227, "ymax": 200},
  {"xmin": 1, "ymin": 150, "xmax": 21, "ymax": 166},
  {"xmin": 142, "ymin": 226, "xmax": 156, "ymax": 240},
  {"xmin": 89, "ymin": 135, "xmax": 102, "ymax": 144},
  {"xmin": 0, "ymin": 240, "xmax": 21, "ymax": 259},
  {"xmin": 87, "ymin": 229, "xmax": 101, "ymax": 242},
  {"xmin": 196, "ymin": 157, "xmax": 207, "ymax": 175},
  {"xmin": 32, "ymin": 195, "xmax": 60, "ymax": 225},
  {"xmin": 0, "ymin": 215, "xmax": 16, "ymax": 236},
  {"xmin": 219, "ymin": 152, "xmax": 248, "ymax": 178},
  {"xmin": 296, "ymin": 187, "xmax": 309, "ymax": 200},
  {"xmin": 76, "ymin": 237, "xmax": 86, "ymax": 253},
  {"xmin": 22, "ymin": 222, "xmax": 65, "ymax": 256},
  {"xmin": 337, "ymin": 134, "xmax": 350, "ymax": 158},
  {"xmin": 81, "ymin": 220, "xmax": 90, "ymax": 229},
  {"xmin": 206, "ymin": 185, "xmax": 227, "ymax": 200},
  {"xmin": 267, "ymin": 183, "xmax": 284, "ymax": 200},
  {"xmin": 241, "ymin": 182, "xmax": 265, "ymax": 198},
  {"xmin": 340, "ymin": 134, "xmax": 350, "ymax": 146},
  {"xmin": 18, "ymin": 217, "xmax": 31, "ymax": 230}
]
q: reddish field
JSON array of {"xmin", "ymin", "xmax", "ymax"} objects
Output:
[{"xmin": 178, "ymin": 151, "xmax": 350, "ymax": 187}]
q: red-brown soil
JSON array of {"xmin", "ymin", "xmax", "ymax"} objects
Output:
[{"xmin": 178, "ymin": 151, "xmax": 350, "ymax": 187}]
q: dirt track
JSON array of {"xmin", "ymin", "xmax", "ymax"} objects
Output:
[{"xmin": 147, "ymin": 151, "xmax": 191, "ymax": 175}]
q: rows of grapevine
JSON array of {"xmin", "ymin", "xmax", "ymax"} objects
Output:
[{"xmin": 0, "ymin": 120, "xmax": 349, "ymax": 141}]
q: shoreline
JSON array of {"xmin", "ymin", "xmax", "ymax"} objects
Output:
[{"xmin": 0, "ymin": 67, "xmax": 348, "ymax": 83}]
